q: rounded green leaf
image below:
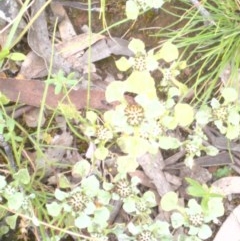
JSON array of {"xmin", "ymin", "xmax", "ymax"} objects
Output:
[
  {"xmin": 5, "ymin": 214, "xmax": 18, "ymax": 230},
  {"xmin": 7, "ymin": 192, "xmax": 24, "ymax": 211},
  {"xmin": 161, "ymin": 191, "xmax": 179, "ymax": 211},
  {"xmin": 58, "ymin": 174, "xmax": 71, "ymax": 189},
  {"xmin": 156, "ymin": 42, "xmax": 179, "ymax": 62},
  {"xmin": 94, "ymin": 146, "xmax": 109, "ymax": 160},
  {"xmin": 72, "ymin": 160, "xmax": 91, "ymax": 179},
  {"xmin": 125, "ymin": 0, "xmax": 139, "ymax": 20},
  {"xmin": 0, "ymin": 93, "xmax": 10, "ymax": 105},
  {"xmin": 128, "ymin": 38, "xmax": 145, "ymax": 53},
  {"xmin": 82, "ymin": 175, "xmax": 100, "ymax": 197},
  {"xmin": 125, "ymin": 71, "xmax": 157, "ymax": 98},
  {"xmin": 171, "ymin": 212, "xmax": 185, "ymax": 229},
  {"xmin": 93, "ymin": 207, "xmax": 110, "ymax": 226},
  {"xmin": 117, "ymin": 136, "xmax": 149, "ymax": 157},
  {"xmin": 143, "ymin": 191, "xmax": 157, "ymax": 207},
  {"xmin": 117, "ymin": 155, "xmax": 139, "ymax": 173},
  {"xmin": 105, "ymin": 81, "xmax": 126, "ymax": 102},
  {"xmin": 198, "ymin": 224, "xmax": 212, "ymax": 240},
  {"xmin": 226, "ymin": 124, "xmax": 239, "ymax": 140},
  {"xmin": 7, "ymin": 52, "xmax": 26, "ymax": 61},
  {"xmin": 158, "ymin": 136, "xmax": 181, "ymax": 149},
  {"xmin": 86, "ymin": 111, "xmax": 98, "ymax": 124},
  {"xmin": 13, "ymin": 168, "xmax": 30, "ymax": 185},
  {"xmin": 74, "ymin": 213, "xmax": 91, "ymax": 229},
  {"xmin": 0, "ymin": 175, "xmax": 7, "ymax": 189},
  {"xmin": 123, "ymin": 197, "xmax": 136, "ymax": 213},
  {"xmin": 54, "ymin": 188, "xmax": 68, "ymax": 201},
  {"xmin": 174, "ymin": 103, "xmax": 194, "ymax": 127},
  {"xmin": 222, "ymin": 87, "xmax": 238, "ymax": 103},
  {"xmin": 46, "ymin": 202, "xmax": 62, "ymax": 217},
  {"xmin": 115, "ymin": 56, "xmax": 132, "ymax": 71}
]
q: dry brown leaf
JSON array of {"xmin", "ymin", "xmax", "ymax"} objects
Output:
[
  {"xmin": 212, "ymin": 176, "xmax": 240, "ymax": 195},
  {"xmin": 213, "ymin": 205, "xmax": 240, "ymax": 241},
  {"xmin": 50, "ymin": 2, "xmax": 77, "ymax": 40},
  {"xmin": 56, "ymin": 33, "xmax": 105, "ymax": 58},
  {"xmin": 0, "ymin": 77, "xmax": 119, "ymax": 110},
  {"xmin": 24, "ymin": 107, "xmax": 46, "ymax": 127},
  {"xmin": 19, "ymin": 51, "xmax": 48, "ymax": 79}
]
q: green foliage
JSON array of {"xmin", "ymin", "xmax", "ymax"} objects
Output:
[
  {"xmin": 0, "ymin": 47, "xmax": 25, "ymax": 62},
  {"xmin": 161, "ymin": 181, "xmax": 225, "ymax": 240},
  {"xmin": 213, "ymin": 166, "xmax": 232, "ymax": 179},
  {"xmin": 0, "ymin": 93, "xmax": 10, "ymax": 105},
  {"xmin": 47, "ymin": 70, "xmax": 78, "ymax": 94},
  {"xmin": 157, "ymin": 0, "xmax": 240, "ymax": 103},
  {"xmin": 0, "ymin": 8, "xmax": 235, "ymax": 238},
  {"xmin": 185, "ymin": 178, "xmax": 223, "ymax": 210}
]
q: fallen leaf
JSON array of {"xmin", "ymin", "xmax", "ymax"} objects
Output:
[
  {"xmin": 213, "ymin": 205, "xmax": 240, "ymax": 241},
  {"xmin": 212, "ymin": 176, "xmax": 240, "ymax": 195},
  {"xmin": 0, "ymin": 77, "xmax": 117, "ymax": 110},
  {"xmin": 24, "ymin": 107, "xmax": 45, "ymax": 127}
]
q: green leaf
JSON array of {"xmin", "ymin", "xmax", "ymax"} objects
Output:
[
  {"xmin": 13, "ymin": 168, "xmax": 30, "ymax": 185},
  {"xmin": 117, "ymin": 155, "xmax": 139, "ymax": 173},
  {"xmin": 0, "ymin": 49, "xmax": 10, "ymax": 61},
  {"xmin": 58, "ymin": 174, "xmax": 71, "ymax": 189},
  {"xmin": 7, "ymin": 192, "xmax": 24, "ymax": 211},
  {"xmin": 206, "ymin": 198, "xmax": 224, "ymax": 220},
  {"xmin": 210, "ymin": 98, "xmax": 220, "ymax": 109},
  {"xmin": 105, "ymin": 81, "xmax": 126, "ymax": 102},
  {"xmin": 0, "ymin": 225, "xmax": 9, "ymax": 236},
  {"xmin": 154, "ymin": 220, "xmax": 172, "ymax": 237},
  {"xmin": 54, "ymin": 189, "xmax": 68, "ymax": 201},
  {"xmin": 143, "ymin": 191, "xmax": 157, "ymax": 207},
  {"xmin": 195, "ymin": 106, "xmax": 212, "ymax": 125},
  {"xmin": 158, "ymin": 136, "xmax": 181, "ymax": 149},
  {"xmin": 128, "ymin": 38, "xmax": 146, "ymax": 53},
  {"xmin": 0, "ymin": 175, "xmax": 7, "ymax": 189},
  {"xmin": 7, "ymin": 52, "xmax": 26, "ymax": 61},
  {"xmin": 171, "ymin": 212, "xmax": 185, "ymax": 228},
  {"xmin": 72, "ymin": 160, "xmax": 91, "ymax": 179},
  {"xmin": 125, "ymin": 0, "xmax": 139, "ymax": 19},
  {"xmin": 161, "ymin": 192, "xmax": 179, "ymax": 211},
  {"xmin": 123, "ymin": 197, "xmax": 136, "ymax": 213},
  {"xmin": 156, "ymin": 42, "xmax": 179, "ymax": 62},
  {"xmin": 97, "ymin": 190, "xmax": 111, "ymax": 205},
  {"xmin": 185, "ymin": 178, "xmax": 208, "ymax": 197},
  {"xmin": 115, "ymin": 57, "xmax": 132, "ymax": 71},
  {"xmin": 0, "ymin": 93, "xmax": 10, "ymax": 105},
  {"xmin": 222, "ymin": 87, "xmax": 238, "ymax": 103},
  {"xmin": 86, "ymin": 111, "xmax": 98, "ymax": 124},
  {"xmin": 5, "ymin": 214, "xmax": 18, "ymax": 230},
  {"xmin": 204, "ymin": 145, "xmax": 219, "ymax": 156},
  {"xmin": 226, "ymin": 124, "xmax": 239, "ymax": 140},
  {"xmin": 228, "ymin": 109, "xmax": 240, "ymax": 125},
  {"xmin": 117, "ymin": 136, "xmax": 149, "ymax": 156},
  {"xmin": 198, "ymin": 224, "xmax": 212, "ymax": 240},
  {"xmin": 93, "ymin": 207, "xmax": 110, "ymax": 226},
  {"xmin": 128, "ymin": 222, "xmax": 141, "ymax": 235},
  {"xmin": 94, "ymin": 146, "xmax": 109, "ymax": 160},
  {"xmin": 46, "ymin": 202, "xmax": 62, "ymax": 217},
  {"xmin": 174, "ymin": 103, "xmax": 194, "ymax": 127},
  {"xmin": 74, "ymin": 213, "xmax": 91, "ymax": 229},
  {"xmin": 82, "ymin": 175, "xmax": 100, "ymax": 197},
  {"xmin": 125, "ymin": 71, "xmax": 157, "ymax": 98}
]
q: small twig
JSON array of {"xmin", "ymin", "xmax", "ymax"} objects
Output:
[{"xmin": 189, "ymin": 0, "xmax": 216, "ymax": 25}]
